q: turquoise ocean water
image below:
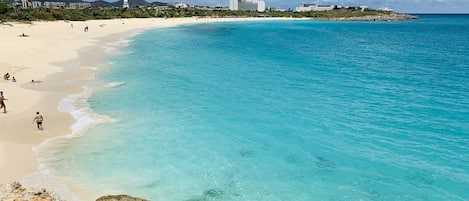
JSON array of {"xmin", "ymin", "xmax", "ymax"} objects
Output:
[{"xmin": 31, "ymin": 15, "xmax": 468, "ymax": 201}]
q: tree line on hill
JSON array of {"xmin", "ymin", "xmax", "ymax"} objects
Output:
[
  {"xmin": 5, "ymin": 0, "xmax": 168, "ymax": 9},
  {"xmin": 0, "ymin": 0, "xmax": 404, "ymax": 22}
]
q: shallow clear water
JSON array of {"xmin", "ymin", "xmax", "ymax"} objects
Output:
[{"xmin": 38, "ymin": 15, "xmax": 469, "ymax": 200}]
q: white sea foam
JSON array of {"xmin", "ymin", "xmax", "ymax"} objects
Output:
[
  {"xmin": 112, "ymin": 38, "xmax": 133, "ymax": 46},
  {"xmin": 104, "ymin": 82, "xmax": 126, "ymax": 88},
  {"xmin": 86, "ymin": 66, "xmax": 98, "ymax": 71},
  {"xmin": 104, "ymin": 37, "xmax": 134, "ymax": 53},
  {"xmin": 23, "ymin": 87, "xmax": 114, "ymax": 201}
]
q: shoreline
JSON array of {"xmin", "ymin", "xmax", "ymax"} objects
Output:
[{"xmin": 0, "ymin": 17, "xmax": 301, "ymax": 200}]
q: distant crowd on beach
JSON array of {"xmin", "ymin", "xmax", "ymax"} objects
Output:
[
  {"xmin": 4, "ymin": 72, "xmax": 41, "ymax": 83},
  {"xmin": 2, "ymin": 72, "xmax": 44, "ymax": 130}
]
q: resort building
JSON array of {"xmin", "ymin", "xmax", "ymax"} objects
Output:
[
  {"xmin": 43, "ymin": 2, "xmax": 66, "ymax": 9},
  {"xmin": 229, "ymin": 0, "xmax": 238, "ymax": 11},
  {"xmin": 17, "ymin": 0, "xmax": 91, "ymax": 9},
  {"xmin": 69, "ymin": 2, "xmax": 92, "ymax": 9},
  {"xmin": 378, "ymin": 7, "xmax": 393, "ymax": 12},
  {"xmin": 173, "ymin": 2, "xmax": 189, "ymax": 8},
  {"xmin": 296, "ymin": 4, "xmax": 335, "ymax": 12},
  {"xmin": 271, "ymin": 7, "xmax": 287, "ymax": 12},
  {"xmin": 229, "ymin": 0, "xmax": 266, "ymax": 12},
  {"xmin": 123, "ymin": 0, "xmax": 129, "ymax": 9},
  {"xmin": 153, "ymin": 6, "xmax": 169, "ymax": 11},
  {"xmin": 20, "ymin": 0, "xmax": 41, "ymax": 8}
]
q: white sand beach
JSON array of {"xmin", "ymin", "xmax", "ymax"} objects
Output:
[{"xmin": 0, "ymin": 17, "xmax": 295, "ymax": 200}]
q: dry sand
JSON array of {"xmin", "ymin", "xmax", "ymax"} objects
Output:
[{"xmin": 0, "ymin": 17, "xmax": 295, "ymax": 199}]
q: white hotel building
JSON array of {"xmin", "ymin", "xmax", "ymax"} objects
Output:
[
  {"xmin": 230, "ymin": 0, "xmax": 266, "ymax": 12},
  {"xmin": 296, "ymin": 4, "xmax": 335, "ymax": 12}
]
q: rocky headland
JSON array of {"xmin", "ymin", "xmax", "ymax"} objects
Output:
[
  {"xmin": 0, "ymin": 182, "xmax": 148, "ymax": 201},
  {"xmin": 324, "ymin": 12, "xmax": 419, "ymax": 21}
]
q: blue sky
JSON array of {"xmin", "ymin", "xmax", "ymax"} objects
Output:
[{"xmin": 157, "ymin": 0, "xmax": 469, "ymax": 13}]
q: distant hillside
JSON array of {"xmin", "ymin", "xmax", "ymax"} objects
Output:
[
  {"xmin": 109, "ymin": 0, "xmax": 168, "ymax": 8},
  {"xmin": 91, "ymin": 0, "xmax": 114, "ymax": 8},
  {"xmin": 111, "ymin": 0, "xmax": 168, "ymax": 8},
  {"xmin": 8, "ymin": 0, "xmax": 168, "ymax": 8},
  {"xmin": 111, "ymin": 0, "xmax": 169, "ymax": 8}
]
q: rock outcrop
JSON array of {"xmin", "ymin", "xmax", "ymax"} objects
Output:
[
  {"xmin": 1, "ymin": 182, "xmax": 150, "ymax": 201},
  {"xmin": 0, "ymin": 182, "xmax": 63, "ymax": 201},
  {"xmin": 325, "ymin": 12, "xmax": 419, "ymax": 21},
  {"xmin": 96, "ymin": 195, "xmax": 150, "ymax": 201}
]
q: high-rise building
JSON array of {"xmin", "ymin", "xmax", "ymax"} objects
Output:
[
  {"xmin": 229, "ymin": 0, "xmax": 265, "ymax": 12},
  {"xmin": 257, "ymin": 0, "xmax": 265, "ymax": 12},
  {"xmin": 123, "ymin": 0, "xmax": 129, "ymax": 9},
  {"xmin": 229, "ymin": 0, "xmax": 238, "ymax": 11}
]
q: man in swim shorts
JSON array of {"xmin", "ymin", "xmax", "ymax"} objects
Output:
[{"xmin": 33, "ymin": 111, "xmax": 44, "ymax": 130}]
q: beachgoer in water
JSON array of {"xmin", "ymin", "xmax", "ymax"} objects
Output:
[
  {"xmin": 12, "ymin": 76, "xmax": 16, "ymax": 82},
  {"xmin": 3, "ymin": 73, "xmax": 10, "ymax": 80},
  {"xmin": 0, "ymin": 91, "xmax": 7, "ymax": 113},
  {"xmin": 33, "ymin": 111, "xmax": 44, "ymax": 130}
]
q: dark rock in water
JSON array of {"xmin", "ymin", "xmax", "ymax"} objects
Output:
[
  {"xmin": 184, "ymin": 196, "xmax": 207, "ymax": 201},
  {"xmin": 285, "ymin": 154, "xmax": 301, "ymax": 164},
  {"xmin": 315, "ymin": 156, "xmax": 337, "ymax": 170},
  {"xmin": 96, "ymin": 194, "xmax": 150, "ymax": 201},
  {"xmin": 203, "ymin": 188, "xmax": 224, "ymax": 198},
  {"xmin": 184, "ymin": 189, "xmax": 224, "ymax": 201},
  {"xmin": 406, "ymin": 174, "xmax": 435, "ymax": 186},
  {"xmin": 239, "ymin": 149, "xmax": 254, "ymax": 157}
]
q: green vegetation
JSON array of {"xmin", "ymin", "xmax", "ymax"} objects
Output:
[{"xmin": 0, "ymin": 2, "xmax": 393, "ymax": 22}]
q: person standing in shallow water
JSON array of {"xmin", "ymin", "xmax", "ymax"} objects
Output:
[{"xmin": 33, "ymin": 112, "xmax": 44, "ymax": 130}]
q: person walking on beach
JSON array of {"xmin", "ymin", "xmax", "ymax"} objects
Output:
[
  {"xmin": 33, "ymin": 111, "xmax": 44, "ymax": 130},
  {"xmin": 0, "ymin": 91, "xmax": 7, "ymax": 113}
]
